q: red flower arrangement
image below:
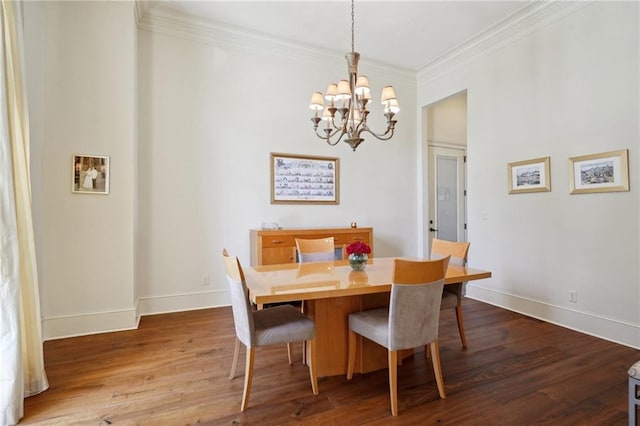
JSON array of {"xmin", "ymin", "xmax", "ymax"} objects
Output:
[{"xmin": 346, "ymin": 241, "xmax": 371, "ymax": 256}]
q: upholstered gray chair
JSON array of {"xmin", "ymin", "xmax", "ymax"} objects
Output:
[
  {"xmin": 430, "ymin": 238, "xmax": 471, "ymax": 349},
  {"xmin": 295, "ymin": 237, "xmax": 336, "ymax": 262},
  {"xmin": 629, "ymin": 361, "xmax": 640, "ymax": 425},
  {"xmin": 346, "ymin": 256, "xmax": 451, "ymax": 416},
  {"xmin": 222, "ymin": 249, "xmax": 318, "ymax": 411}
]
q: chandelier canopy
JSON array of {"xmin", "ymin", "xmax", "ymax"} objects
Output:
[{"xmin": 309, "ymin": 0, "xmax": 399, "ymax": 152}]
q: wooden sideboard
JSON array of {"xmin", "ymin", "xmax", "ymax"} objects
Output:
[{"xmin": 249, "ymin": 227, "xmax": 373, "ymax": 266}]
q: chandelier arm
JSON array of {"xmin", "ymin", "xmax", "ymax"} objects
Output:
[
  {"xmin": 359, "ymin": 124, "xmax": 397, "ymax": 141},
  {"xmin": 313, "ymin": 127, "xmax": 346, "ymax": 146}
]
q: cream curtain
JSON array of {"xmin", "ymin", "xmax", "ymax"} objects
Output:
[{"xmin": 0, "ymin": 1, "xmax": 48, "ymax": 424}]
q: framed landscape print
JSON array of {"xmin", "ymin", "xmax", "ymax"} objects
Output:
[
  {"xmin": 569, "ymin": 149, "xmax": 629, "ymax": 194},
  {"xmin": 72, "ymin": 154, "xmax": 110, "ymax": 194},
  {"xmin": 507, "ymin": 156, "xmax": 551, "ymax": 194},
  {"xmin": 270, "ymin": 152, "xmax": 339, "ymax": 204}
]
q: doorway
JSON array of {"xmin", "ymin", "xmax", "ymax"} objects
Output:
[{"xmin": 425, "ymin": 91, "xmax": 467, "ymax": 248}]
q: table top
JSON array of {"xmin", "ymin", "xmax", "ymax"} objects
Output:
[{"xmin": 245, "ymin": 257, "xmax": 492, "ymax": 305}]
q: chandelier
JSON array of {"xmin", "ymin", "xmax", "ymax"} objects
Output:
[{"xmin": 309, "ymin": 0, "xmax": 399, "ymax": 152}]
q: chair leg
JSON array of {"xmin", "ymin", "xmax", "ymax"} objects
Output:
[
  {"xmin": 307, "ymin": 338, "xmax": 319, "ymax": 395},
  {"xmin": 240, "ymin": 347, "xmax": 255, "ymax": 412},
  {"xmin": 388, "ymin": 350, "xmax": 399, "ymax": 416},
  {"xmin": 287, "ymin": 342, "xmax": 294, "ymax": 364},
  {"xmin": 347, "ymin": 330, "xmax": 357, "ymax": 380},
  {"xmin": 429, "ymin": 340, "xmax": 446, "ymax": 399},
  {"xmin": 630, "ymin": 378, "xmax": 635, "ymax": 426},
  {"xmin": 424, "ymin": 344, "xmax": 431, "ymax": 359},
  {"xmin": 455, "ymin": 305, "xmax": 468, "ymax": 348},
  {"xmin": 630, "ymin": 376, "xmax": 640, "ymax": 426},
  {"xmin": 229, "ymin": 338, "xmax": 240, "ymax": 379}
]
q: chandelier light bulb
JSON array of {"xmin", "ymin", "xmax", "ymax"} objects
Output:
[
  {"xmin": 335, "ymin": 80, "xmax": 352, "ymax": 101},
  {"xmin": 354, "ymin": 75, "xmax": 370, "ymax": 96},
  {"xmin": 325, "ymin": 83, "xmax": 338, "ymax": 102},
  {"xmin": 321, "ymin": 106, "xmax": 333, "ymax": 121},
  {"xmin": 384, "ymin": 98, "xmax": 400, "ymax": 114},
  {"xmin": 380, "ymin": 86, "xmax": 397, "ymax": 103},
  {"xmin": 309, "ymin": 92, "xmax": 324, "ymax": 111}
]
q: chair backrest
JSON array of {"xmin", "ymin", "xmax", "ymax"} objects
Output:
[
  {"xmin": 222, "ymin": 249, "xmax": 255, "ymax": 347},
  {"xmin": 430, "ymin": 238, "xmax": 469, "ymax": 267},
  {"xmin": 296, "ymin": 237, "xmax": 335, "ymax": 262},
  {"xmin": 388, "ymin": 256, "xmax": 450, "ymax": 350}
]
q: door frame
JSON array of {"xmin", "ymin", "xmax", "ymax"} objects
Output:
[
  {"xmin": 419, "ymin": 90, "xmax": 468, "ymax": 257},
  {"xmin": 428, "ymin": 144, "xmax": 467, "ymax": 244}
]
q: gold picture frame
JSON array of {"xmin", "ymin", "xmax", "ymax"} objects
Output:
[
  {"xmin": 270, "ymin": 152, "xmax": 339, "ymax": 204},
  {"xmin": 507, "ymin": 156, "xmax": 551, "ymax": 194},
  {"xmin": 569, "ymin": 149, "xmax": 629, "ymax": 194}
]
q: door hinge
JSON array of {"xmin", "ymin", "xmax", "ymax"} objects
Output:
[
  {"xmin": 464, "ymin": 190, "xmax": 467, "ymax": 196},
  {"xmin": 463, "ymin": 155, "xmax": 467, "ymax": 163},
  {"xmin": 464, "ymin": 223, "xmax": 467, "ymax": 230}
]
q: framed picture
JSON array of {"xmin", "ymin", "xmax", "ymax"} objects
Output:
[
  {"xmin": 72, "ymin": 154, "xmax": 110, "ymax": 194},
  {"xmin": 507, "ymin": 156, "xmax": 551, "ymax": 194},
  {"xmin": 270, "ymin": 152, "xmax": 339, "ymax": 204},
  {"xmin": 569, "ymin": 149, "xmax": 629, "ymax": 194}
]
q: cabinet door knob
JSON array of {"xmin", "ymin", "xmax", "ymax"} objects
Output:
[
  {"xmin": 271, "ymin": 240, "xmax": 283, "ymax": 244},
  {"xmin": 352, "ymin": 237, "xmax": 362, "ymax": 241}
]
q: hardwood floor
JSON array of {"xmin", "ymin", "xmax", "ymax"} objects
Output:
[{"xmin": 21, "ymin": 299, "xmax": 638, "ymax": 425}]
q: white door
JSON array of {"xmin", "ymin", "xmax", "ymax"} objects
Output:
[{"xmin": 428, "ymin": 145, "xmax": 466, "ymax": 243}]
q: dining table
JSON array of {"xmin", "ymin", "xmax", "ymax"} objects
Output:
[{"xmin": 244, "ymin": 257, "xmax": 492, "ymax": 378}]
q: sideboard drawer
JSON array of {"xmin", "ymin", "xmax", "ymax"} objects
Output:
[
  {"xmin": 345, "ymin": 232, "xmax": 370, "ymax": 244},
  {"xmin": 262, "ymin": 235, "xmax": 295, "ymax": 248}
]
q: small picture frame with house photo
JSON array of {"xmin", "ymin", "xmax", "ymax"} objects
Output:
[
  {"xmin": 507, "ymin": 156, "xmax": 551, "ymax": 194},
  {"xmin": 72, "ymin": 154, "xmax": 110, "ymax": 194},
  {"xmin": 568, "ymin": 149, "xmax": 629, "ymax": 194}
]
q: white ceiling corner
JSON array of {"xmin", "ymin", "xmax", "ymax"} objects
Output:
[{"xmin": 137, "ymin": 1, "xmax": 592, "ymax": 80}]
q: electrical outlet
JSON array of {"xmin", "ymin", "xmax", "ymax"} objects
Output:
[
  {"xmin": 203, "ymin": 275, "xmax": 210, "ymax": 286},
  {"xmin": 569, "ymin": 290, "xmax": 577, "ymax": 303}
]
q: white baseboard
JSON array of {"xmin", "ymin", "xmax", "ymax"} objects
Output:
[
  {"xmin": 43, "ymin": 308, "xmax": 139, "ymax": 341},
  {"xmin": 466, "ymin": 284, "xmax": 640, "ymax": 349},
  {"xmin": 137, "ymin": 289, "xmax": 230, "ymax": 317},
  {"xmin": 43, "ymin": 290, "xmax": 231, "ymax": 340}
]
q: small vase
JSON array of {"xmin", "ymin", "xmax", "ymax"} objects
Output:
[{"xmin": 348, "ymin": 253, "xmax": 368, "ymax": 271}]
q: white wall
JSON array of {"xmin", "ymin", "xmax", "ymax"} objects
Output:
[
  {"xmin": 136, "ymin": 24, "xmax": 418, "ymax": 314},
  {"xmin": 25, "ymin": 1, "xmax": 138, "ymax": 339},
  {"xmin": 427, "ymin": 92, "xmax": 467, "ymax": 146},
  {"xmin": 24, "ymin": 1, "xmax": 417, "ymax": 337},
  {"xmin": 418, "ymin": 2, "xmax": 640, "ymax": 347}
]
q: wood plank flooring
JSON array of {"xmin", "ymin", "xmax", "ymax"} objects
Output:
[{"xmin": 21, "ymin": 299, "xmax": 638, "ymax": 425}]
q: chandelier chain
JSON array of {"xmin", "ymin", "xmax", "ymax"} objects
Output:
[{"xmin": 351, "ymin": 0, "xmax": 355, "ymax": 54}]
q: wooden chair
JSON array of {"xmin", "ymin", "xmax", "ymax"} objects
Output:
[
  {"xmin": 222, "ymin": 249, "xmax": 318, "ymax": 411},
  {"xmin": 295, "ymin": 237, "xmax": 336, "ymax": 262},
  {"xmin": 346, "ymin": 256, "xmax": 450, "ymax": 416},
  {"xmin": 430, "ymin": 238, "xmax": 471, "ymax": 349},
  {"xmin": 293, "ymin": 237, "xmax": 335, "ymax": 360}
]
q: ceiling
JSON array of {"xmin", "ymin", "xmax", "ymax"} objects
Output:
[{"xmin": 142, "ymin": 1, "xmax": 535, "ymax": 71}]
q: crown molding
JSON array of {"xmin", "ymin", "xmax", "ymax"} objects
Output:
[
  {"xmin": 134, "ymin": 1, "xmax": 145, "ymax": 25},
  {"xmin": 417, "ymin": 1, "xmax": 594, "ymax": 83},
  {"xmin": 136, "ymin": 3, "xmax": 416, "ymax": 85},
  {"xmin": 135, "ymin": 1, "xmax": 593, "ymax": 88}
]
